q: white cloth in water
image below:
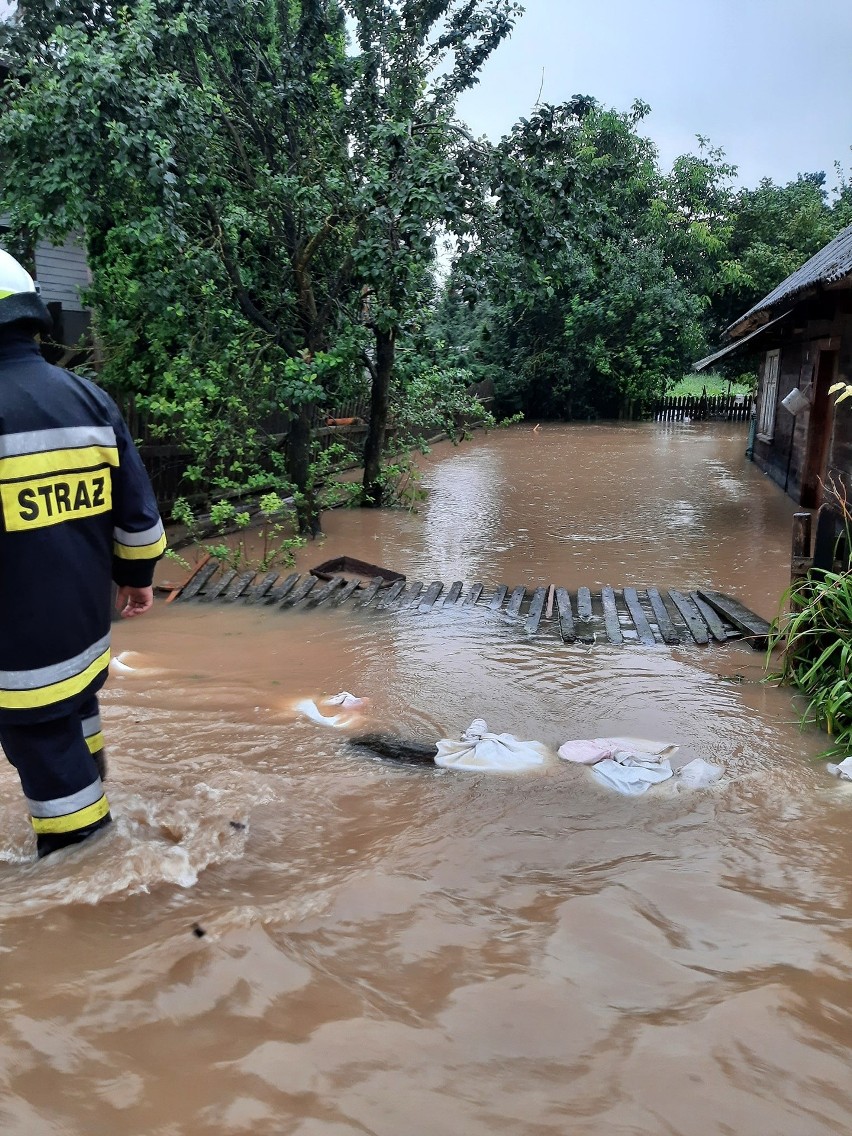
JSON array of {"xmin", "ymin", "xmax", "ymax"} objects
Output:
[
  {"xmin": 677, "ymin": 757, "xmax": 723, "ymax": 788},
  {"xmin": 826, "ymin": 756, "xmax": 852, "ymax": 781},
  {"xmin": 557, "ymin": 739, "xmax": 614, "ymax": 765},
  {"xmin": 558, "ymin": 736, "xmax": 678, "ymax": 767},
  {"xmin": 590, "ymin": 749, "xmax": 674, "ymax": 795},
  {"xmin": 434, "ymin": 719, "xmax": 550, "ymax": 772},
  {"xmin": 325, "ymin": 691, "xmax": 367, "ymax": 709},
  {"xmin": 293, "ymin": 692, "xmax": 367, "ymax": 728},
  {"xmin": 109, "ymin": 651, "xmax": 162, "ymax": 677}
]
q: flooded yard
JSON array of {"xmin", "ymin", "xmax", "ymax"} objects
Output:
[{"xmin": 1, "ymin": 422, "xmax": 850, "ymax": 1136}]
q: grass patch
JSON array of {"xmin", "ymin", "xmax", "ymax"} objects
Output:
[{"xmin": 669, "ymin": 372, "xmax": 753, "ymax": 398}]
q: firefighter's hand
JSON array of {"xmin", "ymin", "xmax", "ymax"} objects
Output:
[{"xmin": 116, "ymin": 585, "xmax": 154, "ymax": 618}]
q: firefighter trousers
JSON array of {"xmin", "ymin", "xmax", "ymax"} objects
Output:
[{"xmin": 0, "ymin": 695, "xmax": 111, "ymax": 858}]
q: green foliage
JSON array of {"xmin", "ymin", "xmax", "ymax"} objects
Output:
[
  {"xmin": 394, "ymin": 353, "xmax": 496, "ymax": 442},
  {"xmin": 172, "ymin": 491, "xmax": 305, "ymax": 572},
  {"xmin": 451, "ymin": 100, "xmax": 708, "ymax": 418},
  {"xmin": 768, "ymin": 490, "xmax": 852, "ymax": 757},
  {"xmin": 669, "ymin": 374, "xmax": 752, "ymax": 397},
  {"xmin": 0, "ymin": 0, "xmax": 520, "ymax": 517}
]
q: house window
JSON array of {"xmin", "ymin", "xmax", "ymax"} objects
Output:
[{"xmin": 757, "ymin": 349, "xmax": 780, "ymax": 441}]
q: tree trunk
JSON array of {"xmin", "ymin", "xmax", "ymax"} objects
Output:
[
  {"xmin": 286, "ymin": 403, "xmax": 322, "ymax": 536},
  {"xmin": 361, "ymin": 328, "xmax": 395, "ymax": 507}
]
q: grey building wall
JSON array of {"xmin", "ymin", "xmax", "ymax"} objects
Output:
[{"xmin": 33, "ymin": 234, "xmax": 91, "ymax": 312}]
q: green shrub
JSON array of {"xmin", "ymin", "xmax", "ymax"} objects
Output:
[{"xmin": 768, "ymin": 493, "xmax": 852, "ymax": 757}]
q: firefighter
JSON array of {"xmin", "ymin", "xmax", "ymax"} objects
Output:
[{"xmin": 0, "ymin": 249, "xmax": 166, "ymax": 857}]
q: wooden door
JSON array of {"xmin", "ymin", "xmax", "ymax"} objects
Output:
[{"xmin": 801, "ymin": 349, "xmax": 837, "ymax": 508}]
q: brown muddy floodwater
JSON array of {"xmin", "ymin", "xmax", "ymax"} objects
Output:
[{"xmin": 2, "ymin": 422, "xmax": 851, "ymax": 1136}]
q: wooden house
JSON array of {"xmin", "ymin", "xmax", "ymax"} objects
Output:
[{"xmin": 695, "ymin": 225, "xmax": 852, "ymax": 507}]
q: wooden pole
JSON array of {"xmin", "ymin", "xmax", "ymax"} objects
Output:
[{"xmin": 790, "ymin": 512, "xmax": 812, "ymax": 583}]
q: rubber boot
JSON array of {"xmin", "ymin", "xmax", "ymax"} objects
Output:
[{"xmin": 37, "ymin": 812, "xmax": 112, "ymax": 859}]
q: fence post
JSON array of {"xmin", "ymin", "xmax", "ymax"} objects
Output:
[{"xmin": 791, "ymin": 512, "xmax": 812, "ymax": 584}]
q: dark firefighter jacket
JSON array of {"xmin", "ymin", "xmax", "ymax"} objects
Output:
[{"xmin": 0, "ymin": 331, "xmax": 166, "ymax": 724}]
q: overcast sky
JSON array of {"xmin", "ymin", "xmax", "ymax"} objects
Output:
[{"xmin": 455, "ymin": 0, "xmax": 852, "ymax": 190}]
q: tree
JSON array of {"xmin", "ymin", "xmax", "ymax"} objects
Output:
[
  {"xmin": 340, "ymin": 0, "xmax": 521, "ymax": 505},
  {"xmin": 0, "ymin": 0, "xmax": 361, "ymax": 532},
  {"xmin": 452, "ymin": 98, "xmax": 706, "ymax": 418}
]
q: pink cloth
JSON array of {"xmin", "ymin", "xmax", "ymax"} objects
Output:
[{"xmin": 557, "ymin": 739, "xmax": 614, "ymax": 765}]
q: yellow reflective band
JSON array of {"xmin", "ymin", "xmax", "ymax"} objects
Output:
[
  {"xmin": 0, "ymin": 468, "xmax": 113, "ymax": 532},
  {"xmin": 85, "ymin": 731, "xmax": 105, "ymax": 754},
  {"xmin": 0, "ymin": 288, "xmax": 15, "ymax": 300},
  {"xmin": 113, "ymin": 532, "xmax": 168, "ymax": 560},
  {"xmin": 0, "ymin": 444, "xmax": 118, "ymax": 481},
  {"xmin": 0, "ymin": 649, "xmax": 110, "ymax": 710},
  {"xmin": 31, "ymin": 794, "xmax": 109, "ymax": 834}
]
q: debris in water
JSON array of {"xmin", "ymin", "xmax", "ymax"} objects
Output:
[{"xmin": 192, "ymin": 924, "xmax": 206, "ymax": 938}]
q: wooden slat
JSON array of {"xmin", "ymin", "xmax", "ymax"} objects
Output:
[
  {"xmin": 265, "ymin": 572, "xmax": 299, "ymax": 604},
  {"xmin": 376, "ymin": 579, "xmax": 406, "ymax": 610},
  {"xmin": 506, "ymin": 586, "xmax": 526, "ymax": 618},
  {"xmin": 576, "ymin": 587, "xmax": 593, "ymax": 622},
  {"xmin": 334, "ymin": 578, "xmax": 362, "ymax": 606},
  {"xmin": 525, "ymin": 587, "xmax": 547, "ymax": 636},
  {"xmin": 645, "ymin": 587, "xmax": 681, "ymax": 645},
  {"xmin": 622, "ymin": 588, "xmax": 657, "ymax": 646},
  {"xmin": 667, "ymin": 589, "xmax": 710, "ymax": 645},
  {"xmin": 697, "ymin": 590, "xmax": 771, "ymax": 650},
  {"xmin": 402, "ymin": 582, "xmax": 424, "ymax": 607},
  {"xmin": 357, "ymin": 577, "xmax": 384, "ymax": 607},
  {"xmin": 555, "ymin": 588, "xmax": 576, "ymax": 643},
  {"xmin": 488, "ymin": 585, "xmax": 509, "ymax": 611},
  {"xmin": 418, "ymin": 582, "xmax": 444, "ymax": 612},
  {"xmin": 282, "ymin": 574, "xmax": 317, "ymax": 606},
  {"xmin": 203, "ymin": 568, "xmax": 237, "ymax": 602},
  {"xmin": 443, "ymin": 581, "xmax": 464, "ymax": 607},
  {"xmin": 224, "ymin": 570, "xmax": 256, "ymax": 601},
  {"xmin": 601, "ymin": 586, "xmax": 623, "ymax": 645},
  {"xmin": 179, "ymin": 558, "xmax": 219, "ymax": 600},
  {"xmin": 690, "ymin": 592, "xmax": 729, "ymax": 643},
  {"xmin": 308, "ymin": 575, "xmax": 344, "ymax": 607},
  {"xmin": 464, "ymin": 583, "xmax": 484, "ymax": 607},
  {"xmin": 575, "ymin": 587, "xmax": 595, "ymax": 642},
  {"xmin": 247, "ymin": 571, "xmax": 279, "ymax": 603}
]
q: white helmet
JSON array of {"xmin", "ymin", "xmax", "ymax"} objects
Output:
[{"xmin": 0, "ymin": 248, "xmax": 53, "ymax": 335}]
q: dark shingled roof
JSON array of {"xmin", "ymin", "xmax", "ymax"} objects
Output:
[
  {"xmin": 693, "ymin": 309, "xmax": 791, "ymax": 372},
  {"xmin": 727, "ymin": 223, "xmax": 852, "ymax": 339}
]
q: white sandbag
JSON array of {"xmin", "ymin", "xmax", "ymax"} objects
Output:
[
  {"xmin": 590, "ymin": 750, "xmax": 674, "ymax": 795},
  {"xmin": 557, "ymin": 739, "xmax": 614, "ymax": 765},
  {"xmin": 826, "ymin": 756, "xmax": 852, "ymax": 782},
  {"xmin": 434, "ymin": 719, "xmax": 550, "ymax": 772},
  {"xmin": 677, "ymin": 757, "xmax": 723, "ymax": 788}
]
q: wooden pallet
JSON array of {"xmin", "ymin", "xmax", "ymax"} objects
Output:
[{"xmin": 171, "ymin": 562, "xmax": 771, "ymax": 650}]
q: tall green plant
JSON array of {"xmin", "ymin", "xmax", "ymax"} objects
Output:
[{"xmin": 768, "ymin": 490, "xmax": 852, "ymax": 757}]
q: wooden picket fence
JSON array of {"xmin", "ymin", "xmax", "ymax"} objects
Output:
[{"xmin": 653, "ymin": 394, "xmax": 752, "ymax": 423}]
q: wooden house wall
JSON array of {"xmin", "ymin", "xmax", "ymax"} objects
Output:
[
  {"xmin": 752, "ymin": 295, "xmax": 852, "ymax": 503},
  {"xmin": 752, "ymin": 334, "xmax": 803, "ymax": 495},
  {"xmin": 829, "ymin": 311, "xmax": 852, "ymax": 496}
]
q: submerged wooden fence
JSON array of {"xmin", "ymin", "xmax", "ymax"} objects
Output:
[
  {"xmin": 172, "ymin": 561, "xmax": 772, "ymax": 651},
  {"xmin": 653, "ymin": 394, "xmax": 753, "ymax": 422}
]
